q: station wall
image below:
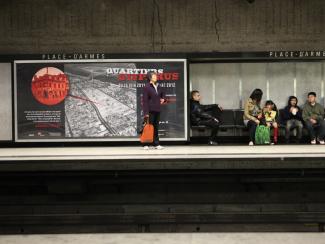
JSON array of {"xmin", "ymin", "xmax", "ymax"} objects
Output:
[
  {"xmin": 0, "ymin": 63, "xmax": 12, "ymax": 141},
  {"xmin": 190, "ymin": 62, "xmax": 325, "ymax": 110}
]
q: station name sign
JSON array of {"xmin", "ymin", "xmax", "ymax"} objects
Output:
[
  {"xmin": 42, "ymin": 53, "xmax": 106, "ymax": 60},
  {"xmin": 40, "ymin": 51, "xmax": 325, "ymax": 61},
  {"xmin": 269, "ymin": 51, "xmax": 325, "ymax": 59}
]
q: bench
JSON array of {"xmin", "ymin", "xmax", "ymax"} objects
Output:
[
  {"xmin": 190, "ymin": 109, "xmax": 243, "ymax": 138},
  {"xmin": 190, "ymin": 109, "xmax": 308, "ymax": 141}
]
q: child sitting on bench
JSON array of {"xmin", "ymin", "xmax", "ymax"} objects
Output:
[{"xmin": 263, "ymin": 100, "xmax": 279, "ymax": 144}]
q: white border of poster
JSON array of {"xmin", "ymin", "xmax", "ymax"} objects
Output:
[{"xmin": 14, "ymin": 59, "xmax": 187, "ymax": 142}]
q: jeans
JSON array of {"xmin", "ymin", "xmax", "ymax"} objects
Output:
[
  {"xmin": 285, "ymin": 119, "xmax": 303, "ymax": 141},
  {"xmin": 198, "ymin": 119, "xmax": 219, "ymax": 142},
  {"xmin": 305, "ymin": 119, "xmax": 325, "ymax": 141},
  {"xmin": 247, "ymin": 120, "xmax": 258, "ymax": 142},
  {"xmin": 148, "ymin": 111, "xmax": 160, "ymax": 146}
]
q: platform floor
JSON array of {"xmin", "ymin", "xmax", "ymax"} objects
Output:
[
  {"xmin": 1, "ymin": 145, "xmax": 325, "ymax": 172},
  {"xmin": 1, "ymin": 145, "xmax": 325, "ymax": 161},
  {"xmin": 1, "ymin": 233, "xmax": 325, "ymax": 244}
]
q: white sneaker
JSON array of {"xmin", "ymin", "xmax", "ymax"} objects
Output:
[
  {"xmin": 320, "ymin": 140, "xmax": 325, "ymax": 145},
  {"xmin": 311, "ymin": 139, "xmax": 317, "ymax": 145},
  {"xmin": 248, "ymin": 141, "xmax": 254, "ymax": 146},
  {"xmin": 154, "ymin": 145, "xmax": 164, "ymax": 150},
  {"xmin": 143, "ymin": 146, "xmax": 149, "ymax": 150}
]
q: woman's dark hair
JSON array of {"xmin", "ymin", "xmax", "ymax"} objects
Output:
[
  {"xmin": 147, "ymin": 71, "xmax": 157, "ymax": 81},
  {"xmin": 265, "ymin": 100, "xmax": 277, "ymax": 111},
  {"xmin": 288, "ymin": 96, "xmax": 298, "ymax": 106},
  {"xmin": 249, "ymin": 88, "xmax": 263, "ymax": 104}
]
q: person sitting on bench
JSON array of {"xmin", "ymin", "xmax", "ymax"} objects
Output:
[
  {"xmin": 282, "ymin": 96, "xmax": 304, "ymax": 144},
  {"xmin": 243, "ymin": 88, "xmax": 263, "ymax": 146},
  {"xmin": 302, "ymin": 92, "xmax": 325, "ymax": 145},
  {"xmin": 263, "ymin": 100, "xmax": 279, "ymax": 144},
  {"xmin": 190, "ymin": 90, "xmax": 222, "ymax": 145}
]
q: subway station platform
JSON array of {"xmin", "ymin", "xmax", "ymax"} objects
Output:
[
  {"xmin": 1, "ymin": 233, "xmax": 325, "ymax": 244},
  {"xmin": 1, "ymin": 145, "xmax": 325, "ymax": 171}
]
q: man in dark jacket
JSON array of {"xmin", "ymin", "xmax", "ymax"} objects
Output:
[
  {"xmin": 142, "ymin": 71, "xmax": 165, "ymax": 150},
  {"xmin": 190, "ymin": 90, "xmax": 222, "ymax": 145},
  {"xmin": 282, "ymin": 96, "xmax": 304, "ymax": 143}
]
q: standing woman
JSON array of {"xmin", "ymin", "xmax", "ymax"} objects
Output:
[
  {"xmin": 142, "ymin": 71, "xmax": 165, "ymax": 150},
  {"xmin": 243, "ymin": 89, "xmax": 263, "ymax": 146}
]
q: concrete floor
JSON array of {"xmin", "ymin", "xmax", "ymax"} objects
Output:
[
  {"xmin": 0, "ymin": 233, "xmax": 325, "ymax": 244},
  {"xmin": 1, "ymin": 145, "xmax": 325, "ymax": 161}
]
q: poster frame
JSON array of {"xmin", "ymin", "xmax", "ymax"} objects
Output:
[{"xmin": 14, "ymin": 59, "xmax": 188, "ymax": 142}]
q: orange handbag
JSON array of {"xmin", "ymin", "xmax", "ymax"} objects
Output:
[{"xmin": 140, "ymin": 120, "xmax": 154, "ymax": 143}]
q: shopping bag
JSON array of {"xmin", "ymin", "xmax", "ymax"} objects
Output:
[
  {"xmin": 255, "ymin": 125, "xmax": 270, "ymax": 145},
  {"xmin": 140, "ymin": 122, "xmax": 154, "ymax": 143}
]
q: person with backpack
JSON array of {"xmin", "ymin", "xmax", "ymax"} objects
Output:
[
  {"xmin": 263, "ymin": 100, "xmax": 279, "ymax": 144},
  {"xmin": 302, "ymin": 92, "xmax": 325, "ymax": 145},
  {"xmin": 190, "ymin": 90, "xmax": 223, "ymax": 145},
  {"xmin": 243, "ymin": 89, "xmax": 263, "ymax": 146},
  {"xmin": 282, "ymin": 96, "xmax": 304, "ymax": 144}
]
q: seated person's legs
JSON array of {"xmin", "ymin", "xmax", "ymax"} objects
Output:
[
  {"xmin": 266, "ymin": 122, "xmax": 278, "ymax": 144},
  {"xmin": 198, "ymin": 119, "xmax": 219, "ymax": 144},
  {"xmin": 247, "ymin": 120, "xmax": 258, "ymax": 144},
  {"xmin": 305, "ymin": 120, "xmax": 316, "ymax": 143},
  {"xmin": 317, "ymin": 120, "xmax": 325, "ymax": 142},
  {"xmin": 285, "ymin": 120, "xmax": 294, "ymax": 143},
  {"xmin": 294, "ymin": 120, "xmax": 303, "ymax": 142},
  {"xmin": 287, "ymin": 119, "xmax": 303, "ymax": 143},
  {"xmin": 272, "ymin": 122, "xmax": 278, "ymax": 144}
]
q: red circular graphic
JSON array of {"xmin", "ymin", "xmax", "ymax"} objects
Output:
[{"xmin": 31, "ymin": 67, "xmax": 69, "ymax": 106}]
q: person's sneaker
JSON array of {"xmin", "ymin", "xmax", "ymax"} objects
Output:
[
  {"xmin": 208, "ymin": 140, "xmax": 218, "ymax": 145},
  {"xmin": 311, "ymin": 139, "xmax": 317, "ymax": 145},
  {"xmin": 143, "ymin": 146, "xmax": 150, "ymax": 150},
  {"xmin": 154, "ymin": 145, "xmax": 164, "ymax": 150},
  {"xmin": 248, "ymin": 141, "xmax": 254, "ymax": 146},
  {"xmin": 320, "ymin": 140, "xmax": 325, "ymax": 145}
]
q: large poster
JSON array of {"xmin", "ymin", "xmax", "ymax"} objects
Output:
[{"xmin": 15, "ymin": 59, "xmax": 187, "ymax": 142}]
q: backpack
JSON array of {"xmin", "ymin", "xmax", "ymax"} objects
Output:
[{"xmin": 255, "ymin": 125, "xmax": 270, "ymax": 145}]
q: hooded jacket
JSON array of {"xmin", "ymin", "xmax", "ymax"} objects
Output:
[{"xmin": 282, "ymin": 96, "xmax": 303, "ymax": 122}]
